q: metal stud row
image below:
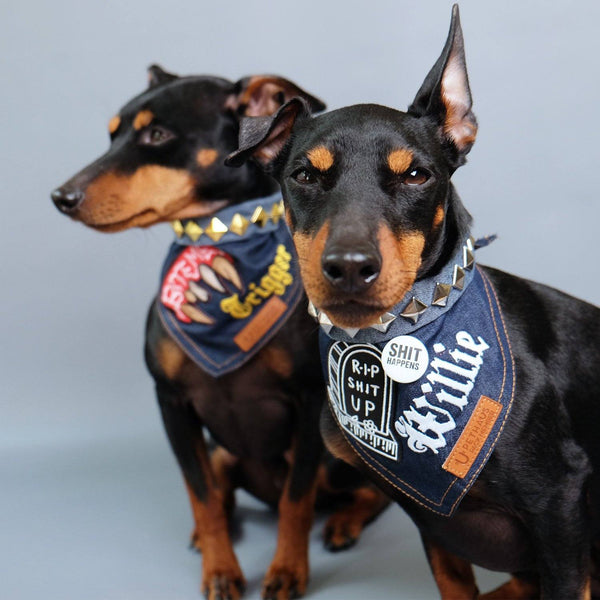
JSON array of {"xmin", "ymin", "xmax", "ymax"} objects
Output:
[{"xmin": 171, "ymin": 200, "xmax": 285, "ymax": 242}]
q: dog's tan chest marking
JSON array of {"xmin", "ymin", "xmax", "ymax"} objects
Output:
[
  {"xmin": 108, "ymin": 115, "xmax": 121, "ymax": 135},
  {"xmin": 307, "ymin": 146, "xmax": 334, "ymax": 172},
  {"xmin": 157, "ymin": 336, "xmax": 188, "ymax": 379},
  {"xmin": 258, "ymin": 344, "xmax": 294, "ymax": 379},
  {"xmin": 387, "ymin": 148, "xmax": 413, "ymax": 174},
  {"xmin": 196, "ymin": 148, "xmax": 219, "ymax": 168},
  {"xmin": 133, "ymin": 109, "xmax": 154, "ymax": 130}
]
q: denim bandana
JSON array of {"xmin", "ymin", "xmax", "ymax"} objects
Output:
[
  {"xmin": 158, "ymin": 193, "xmax": 303, "ymax": 377},
  {"xmin": 318, "ymin": 237, "xmax": 515, "ymax": 516}
]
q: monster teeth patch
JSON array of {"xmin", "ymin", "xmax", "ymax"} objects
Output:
[
  {"xmin": 199, "ymin": 263, "xmax": 226, "ymax": 292},
  {"xmin": 212, "ymin": 256, "xmax": 243, "ymax": 290},
  {"xmin": 188, "ymin": 280, "xmax": 209, "ymax": 302},
  {"xmin": 180, "ymin": 304, "xmax": 214, "ymax": 324}
]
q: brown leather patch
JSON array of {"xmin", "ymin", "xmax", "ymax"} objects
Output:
[
  {"xmin": 443, "ymin": 395, "xmax": 502, "ymax": 478},
  {"xmin": 233, "ymin": 296, "xmax": 287, "ymax": 352}
]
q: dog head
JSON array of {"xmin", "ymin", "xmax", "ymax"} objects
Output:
[
  {"xmin": 227, "ymin": 5, "xmax": 475, "ymax": 329},
  {"xmin": 51, "ymin": 66, "xmax": 325, "ymax": 232}
]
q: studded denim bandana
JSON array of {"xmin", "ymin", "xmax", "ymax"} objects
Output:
[
  {"xmin": 318, "ymin": 239, "xmax": 515, "ymax": 516},
  {"xmin": 157, "ymin": 193, "xmax": 303, "ymax": 377}
]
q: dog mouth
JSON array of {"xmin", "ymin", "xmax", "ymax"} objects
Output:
[
  {"xmin": 88, "ymin": 210, "xmax": 159, "ymax": 232},
  {"xmin": 318, "ymin": 299, "xmax": 389, "ymax": 329}
]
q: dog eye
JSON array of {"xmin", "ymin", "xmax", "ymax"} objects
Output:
[
  {"xmin": 292, "ymin": 169, "xmax": 316, "ymax": 184},
  {"xmin": 403, "ymin": 168, "xmax": 430, "ymax": 185},
  {"xmin": 139, "ymin": 125, "xmax": 175, "ymax": 147}
]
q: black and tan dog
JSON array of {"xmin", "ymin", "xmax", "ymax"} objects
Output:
[
  {"xmin": 227, "ymin": 6, "xmax": 600, "ymax": 599},
  {"xmin": 51, "ymin": 67, "xmax": 388, "ymax": 600}
]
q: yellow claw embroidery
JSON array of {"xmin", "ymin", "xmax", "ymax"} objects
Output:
[{"xmin": 220, "ymin": 245, "xmax": 293, "ymax": 319}]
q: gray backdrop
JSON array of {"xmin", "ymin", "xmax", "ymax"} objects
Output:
[{"xmin": 2, "ymin": 1, "xmax": 599, "ymax": 598}]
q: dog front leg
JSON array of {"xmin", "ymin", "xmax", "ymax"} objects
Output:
[
  {"xmin": 262, "ymin": 396, "xmax": 324, "ymax": 600},
  {"xmin": 421, "ymin": 536, "xmax": 479, "ymax": 600},
  {"xmin": 157, "ymin": 385, "xmax": 245, "ymax": 600}
]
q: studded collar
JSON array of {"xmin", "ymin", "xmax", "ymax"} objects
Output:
[
  {"xmin": 171, "ymin": 192, "xmax": 285, "ymax": 245},
  {"xmin": 310, "ymin": 235, "xmax": 496, "ymax": 344}
]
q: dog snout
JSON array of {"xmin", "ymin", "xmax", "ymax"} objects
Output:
[
  {"xmin": 51, "ymin": 187, "xmax": 84, "ymax": 214},
  {"xmin": 321, "ymin": 247, "xmax": 381, "ymax": 294}
]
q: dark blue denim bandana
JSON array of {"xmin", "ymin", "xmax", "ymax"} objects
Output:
[
  {"xmin": 157, "ymin": 193, "xmax": 303, "ymax": 377},
  {"xmin": 318, "ymin": 238, "xmax": 515, "ymax": 516}
]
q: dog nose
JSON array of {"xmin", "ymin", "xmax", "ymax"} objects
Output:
[
  {"xmin": 322, "ymin": 250, "xmax": 381, "ymax": 293},
  {"xmin": 51, "ymin": 187, "xmax": 84, "ymax": 214}
]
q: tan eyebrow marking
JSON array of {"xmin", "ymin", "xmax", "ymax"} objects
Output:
[
  {"xmin": 387, "ymin": 148, "xmax": 413, "ymax": 174},
  {"xmin": 307, "ymin": 146, "xmax": 334, "ymax": 172},
  {"xmin": 433, "ymin": 206, "xmax": 445, "ymax": 228},
  {"xmin": 133, "ymin": 109, "xmax": 154, "ymax": 130},
  {"xmin": 196, "ymin": 148, "xmax": 219, "ymax": 168},
  {"xmin": 108, "ymin": 115, "xmax": 121, "ymax": 135}
]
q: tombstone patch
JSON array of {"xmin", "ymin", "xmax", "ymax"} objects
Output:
[{"xmin": 328, "ymin": 343, "xmax": 399, "ymax": 461}]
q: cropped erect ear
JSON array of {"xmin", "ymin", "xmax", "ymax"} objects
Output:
[
  {"xmin": 225, "ymin": 97, "xmax": 310, "ymax": 172},
  {"xmin": 408, "ymin": 4, "xmax": 477, "ymax": 160},
  {"xmin": 147, "ymin": 64, "xmax": 179, "ymax": 88},
  {"xmin": 226, "ymin": 75, "xmax": 325, "ymax": 118}
]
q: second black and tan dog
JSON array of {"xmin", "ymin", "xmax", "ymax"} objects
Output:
[
  {"xmin": 51, "ymin": 67, "xmax": 388, "ymax": 600},
  {"xmin": 228, "ymin": 6, "xmax": 600, "ymax": 599}
]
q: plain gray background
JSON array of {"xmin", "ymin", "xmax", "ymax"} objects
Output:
[{"xmin": 2, "ymin": 1, "xmax": 599, "ymax": 598}]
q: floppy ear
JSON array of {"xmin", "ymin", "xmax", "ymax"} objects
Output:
[
  {"xmin": 225, "ymin": 98, "xmax": 310, "ymax": 172},
  {"xmin": 147, "ymin": 64, "xmax": 179, "ymax": 88},
  {"xmin": 226, "ymin": 75, "xmax": 325, "ymax": 117},
  {"xmin": 408, "ymin": 4, "xmax": 477, "ymax": 161}
]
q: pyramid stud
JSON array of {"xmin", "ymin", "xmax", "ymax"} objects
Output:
[
  {"xmin": 318, "ymin": 311, "xmax": 333, "ymax": 334},
  {"xmin": 432, "ymin": 283, "xmax": 452, "ymax": 307},
  {"xmin": 204, "ymin": 217, "xmax": 228, "ymax": 242},
  {"xmin": 452, "ymin": 265, "xmax": 465, "ymax": 290},
  {"xmin": 463, "ymin": 246, "xmax": 474, "ymax": 270},
  {"xmin": 271, "ymin": 200, "xmax": 285, "ymax": 224},
  {"xmin": 400, "ymin": 297, "xmax": 428, "ymax": 324},
  {"xmin": 251, "ymin": 206, "xmax": 270, "ymax": 227},
  {"xmin": 369, "ymin": 312, "xmax": 396, "ymax": 333},
  {"xmin": 307, "ymin": 301, "xmax": 318, "ymax": 319},
  {"xmin": 184, "ymin": 221, "xmax": 203, "ymax": 242},
  {"xmin": 172, "ymin": 220, "xmax": 184, "ymax": 238},
  {"xmin": 466, "ymin": 236, "xmax": 475, "ymax": 251},
  {"xmin": 342, "ymin": 327, "xmax": 360, "ymax": 338},
  {"xmin": 229, "ymin": 213, "xmax": 250, "ymax": 236}
]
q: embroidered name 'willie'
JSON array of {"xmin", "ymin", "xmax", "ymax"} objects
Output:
[
  {"xmin": 395, "ymin": 331, "xmax": 489, "ymax": 455},
  {"xmin": 220, "ymin": 245, "xmax": 293, "ymax": 319}
]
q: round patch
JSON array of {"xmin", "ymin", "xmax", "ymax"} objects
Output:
[{"xmin": 381, "ymin": 335, "xmax": 429, "ymax": 383}]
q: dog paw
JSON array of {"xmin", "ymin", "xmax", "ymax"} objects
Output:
[
  {"xmin": 202, "ymin": 571, "xmax": 245, "ymax": 600},
  {"xmin": 323, "ymin": 515, "xmax": 361, "ymax": 552},
  {"xmin": 189, "ymin": 528, "xmax": 202, "ymax": 553},
  {"xmin": 262, "ymin": 564, "xmax": 307, "ymax": 600}
]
